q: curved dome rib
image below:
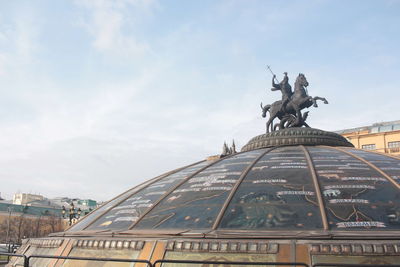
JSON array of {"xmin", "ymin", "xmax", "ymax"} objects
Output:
[
  {"xmin": 212, "ymin": 147, "xmax": 278, "ymax": 230},
  {"xmin": 70, "ymin": 160, "xmax": 207, "ymax": 232},
  {"xmin": 83, "ymin": 160, "xmax": 208, "ymax": 231},
  {"xmin": 67, "ymin": 141, "xmax": 400, "ymax": 235},
  {"xmin": 215, "ymin": 146, "xmax": 324, "ymax": 232},
  {"xmin": 127, "ymin": 151, "xmax": 252, "ymax": 230},
  {"xmin": 301, "ymin": 146, "xmax": 329, "ymax": 230},
  {"xmin": 329, "ymin": 146, "xmax": 400, "ymax": 190},
  {"xmin": 87, "ymin": 161, "xmax": 214, "ymax": 231},
  {"xmin": 69, "ymin": 170, "xmax": 176, "ymax": 232},
  {"xmin": 367, "ymin": 149, "xmax": 400, "ymax": 161},
  {"xmin": 307, "ymin": 145, "xmax": 400, "ymax": 232}
]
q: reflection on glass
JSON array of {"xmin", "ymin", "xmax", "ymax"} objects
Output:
[
  {"xmin": 345, "ymin": 148, "xmax": 400, "ymax": 186},
  {"xmin": 135, "ymin": 150, "xmax": 265, "ymax": 229},
  {"xmin": 86, "ymin": 161, "xmax": 210, "ymax": 231},
  {"xmin": 219, "ymin": 146, "xmax": 322, "ymax": 230},
  {"xmin": 68, "ymin": 173, "xmax": 170, "ymax": 232},
  {"xmin": 308, "ymin": 147, "xmax": 400, "ymax": 230}
]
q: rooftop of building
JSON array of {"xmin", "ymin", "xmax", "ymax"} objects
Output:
[
  {"xmin": 0, "ymin": 202, "xmax": 62, "ymax": 217},
  {"xmin": 335, "ymin": 120, "xmax": 400, "ymax": 134}
]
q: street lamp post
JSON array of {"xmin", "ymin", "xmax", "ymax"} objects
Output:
[
  {"xmin": 62, "ymin": 203, "xmax": 82, "ymax": 226},
  {"xmin": 6, "ymin": 207, "xmax": 12, "ymax": 255}
]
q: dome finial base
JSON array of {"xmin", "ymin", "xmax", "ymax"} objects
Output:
[{"xmin": 241, "ymin": 127, "xmax": 354, "ymax": 152}]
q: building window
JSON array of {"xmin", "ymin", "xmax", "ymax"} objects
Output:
[
  {"xmin": 362, "ymin": 144, "xmax": 376, "ymax": 150},
  {"xmin": 380, "ymin": 125, "xmax": 393, "ymax": 132},
  {"xmin": 388, "ymin": 141, "xmax": 400, "ymax": 148},
  {"xmin": 388, "ymin": 141, "xmax": 400, "ymax": 153}
]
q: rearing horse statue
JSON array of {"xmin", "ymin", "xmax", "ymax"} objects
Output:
[{"xmin": 261, "ymin": 73, "xmax": 328, "ymax": 133}]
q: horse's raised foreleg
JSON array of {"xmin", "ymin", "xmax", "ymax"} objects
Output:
[
  {"xmin": 313, "ymin": 96, "xmax": 329, "ymax": 104},
  {"xmin": 308, "ymin": 96, "xmax": 318, "ymax": 107}
]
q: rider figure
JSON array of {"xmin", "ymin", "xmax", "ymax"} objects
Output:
[{"xmin": 271, "ymin": 72, "xmax": 292, "ymax": 113}]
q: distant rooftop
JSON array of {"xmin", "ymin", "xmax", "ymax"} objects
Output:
[{"xmin": 335, "ymin": 120, "xmax": 400, "ymax": 134}]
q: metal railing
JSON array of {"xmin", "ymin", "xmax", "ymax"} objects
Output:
[
  {"xmin": 0, "ymin": 252, "xmax": 151, "ymax": 267},
  {"xmin": 154, "ymin": 259, "xmax": 309, "ymax": 266},
  {"xmin": 313, "ymin": 264, "xmax": 400, "ymax": 267},
  {"xmin": 27, "ymin": 254, "xmax": 152, "ymax": 267},
  {"xmin": 0, "ymin": 252, "xmax": 27, "ymax": 266},
  {"xmin": 0, "ymin": 252, "xmax": 310, "ymax": 267},
  {"xmin": 3, "ymin": 252, "xmax": 400, "ymax": 267}
]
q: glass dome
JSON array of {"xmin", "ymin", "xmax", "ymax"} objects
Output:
[
  {"xmin": 14, "ymin": 128, "xmax": 400, "ymax": 267},
  {"xmin": 65, "ymin": 141, "xmax": 400, "ymax": 238}
]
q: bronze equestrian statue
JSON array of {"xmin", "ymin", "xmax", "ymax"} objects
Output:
[{"xmin": 261, "ymin": 72, "xmax": 328, "ymax": 133}]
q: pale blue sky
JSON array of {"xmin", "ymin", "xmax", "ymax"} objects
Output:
[{"xmin": 0, "ymin": 0, "xmax": 399, "ymax": 201}]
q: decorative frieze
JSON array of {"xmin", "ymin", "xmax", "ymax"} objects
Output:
[
  {"xmin": 310, "ymin": 243, "xmax": 399, "ymax": 255},
  {"xmin": 28, "ymin": 239, "xmax": 63, "ymax": 248},
  {"xmin": 166, "ymin": 240, "xmax": 278, "ymax": 253},
  {"xmin": 73, "ymin": 239, "xmax": 144, "ymax": 250}
]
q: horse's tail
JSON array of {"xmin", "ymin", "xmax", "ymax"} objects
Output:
[
  {"xmin": 260, "ymin": 102, "xmax": 271, "ymax": 118},
  {"xmin": 260, "ymin": 102, "xmax": 271, "ymax": 111}
]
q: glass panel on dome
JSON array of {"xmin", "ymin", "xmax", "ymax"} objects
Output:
[
  {"xmin": 219, "ymin": 146, "xmax": 322, "ymax": 230},
  {"xmin": 68, "ymin": 174, "xmax": 166, "ymax": 231},
  {"xmin": 135, "ymin": 150, "xmax": 265, "ymax": 229},
  {"xmin": 344, "ymin": 148, "xmax": 400, "ymax": 186},
  {"xmin": 308, "ymin": 147, "xmax": 400, "ymax": 230},
  {"xmin": 85, "ymin": 161, "xmax": 210, "ymax": 231}
]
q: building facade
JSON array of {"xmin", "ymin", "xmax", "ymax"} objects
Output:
[
  {"xmin": 12, "ymin": 193, "xmax": 44, "ymax": 205},
  {"xmin": 337, "ymin": 120, "xmax": 400, "ymax": 157},
  {"xmin": 0, "ymin": 195, "xmax": 99, "ymax": 245}
]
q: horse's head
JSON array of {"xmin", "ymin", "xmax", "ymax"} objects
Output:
[{"xmin": 296, "ymin": 73, "xmax": 309, "ymax": 88}]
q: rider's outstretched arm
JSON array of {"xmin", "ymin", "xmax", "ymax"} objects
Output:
[{"xmin": 271, "ymin": 75, "xmax": 279, "ymax": 90}]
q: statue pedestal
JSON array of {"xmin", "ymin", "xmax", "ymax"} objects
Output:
[{"xmin": 241, "ymin": 127, "xmax": 353, "ymax": 152}]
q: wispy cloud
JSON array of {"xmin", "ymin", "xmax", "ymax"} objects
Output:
[{"xmin": 74, "ymin": 0, "xmax": 157, "ymax": 58}]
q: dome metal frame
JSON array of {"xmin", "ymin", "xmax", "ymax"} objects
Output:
[{"xmin": 53, "ymin": 143, "xmax": 400, "ymax": 240}]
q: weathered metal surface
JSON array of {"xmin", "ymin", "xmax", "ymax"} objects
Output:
[{"xmin": 9, "ymin": 238, "xmax": 400, "ymax": 266}]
